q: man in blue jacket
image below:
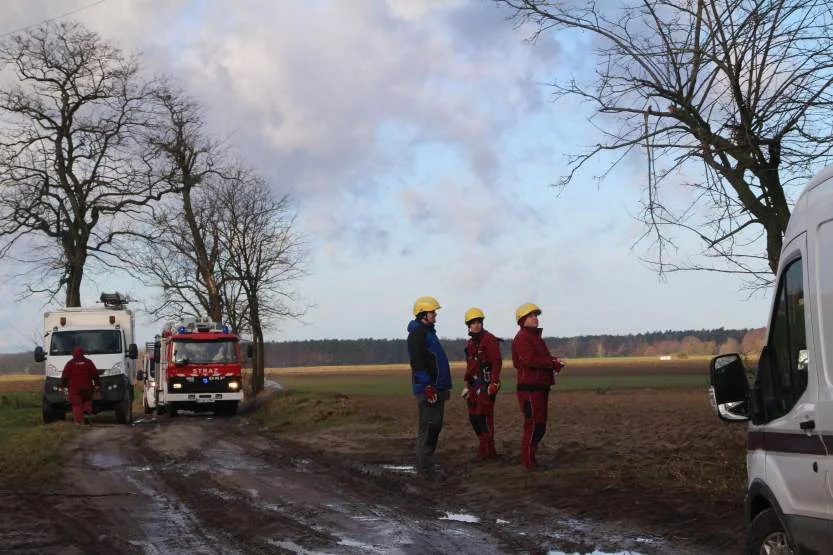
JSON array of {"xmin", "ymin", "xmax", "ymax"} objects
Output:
[{"xmin": 407, "ymin": 296, "xmax": 452, "ymax": 475}]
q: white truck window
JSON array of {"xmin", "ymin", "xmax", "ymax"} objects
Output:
[
  {"xmin": 50, "ymin": 330, "xmax": 123, "ymax": 356},
  {"xmin": 760, "ymin": 258, "xmax": 808, "ymax": 421}
]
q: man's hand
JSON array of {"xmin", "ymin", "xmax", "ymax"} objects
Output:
[
  {"xmin": 460, "ymin": 386, "xmax": 469, "ymax": 399},
  {"xmin": 552, "ymin": 357, "xmax": 565, "ymax": 373},
  {"xmin": 487, "ymin": 382, "xmax": 500, "ymax": 396},
  {"xmin": 424, "ymin": 384, "xmax": 438, "ymax": 404}
]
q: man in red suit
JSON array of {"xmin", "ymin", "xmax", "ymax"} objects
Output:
[
  {"xmin": 512, "ymin": 303, "xmax": 565, "ymax": 470},
  {"xmin": 61, "ymin": 346, "xmax": 100, "ymax": 424},
  {"xmin": 463, "ymin": 307, "xmax": 502, "ymax": 461}
]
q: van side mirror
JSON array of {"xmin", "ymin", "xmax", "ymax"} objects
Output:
[
  {"xmin": 709, "ymin": 353, "xmax": 750, "ymax": 422},
  {"xmin": 128, "ymin": 343, "xmax": 138, "ymax": 360},
  {"xmin": 136, "ymin": 370, "xmax": 145, "ymax": 381},
  {"xmin": 246, "ymin": 344, "xmax": 254, "ymax": 359},
  {"xmin": 34, "ymin": 346, "xmax": 45, "ymax": 362}
]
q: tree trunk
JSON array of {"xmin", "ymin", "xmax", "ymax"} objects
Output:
[
  {"xmin": 249, "ymin": 301, "xmax": 265, "ymax": 395},
  {"xmin": 65, "ymin": 264, "xmax": 83, "ymax": 307},
  {"xmin": 182, "ymin": 186, "xmax": 222, "ymax": 321}
]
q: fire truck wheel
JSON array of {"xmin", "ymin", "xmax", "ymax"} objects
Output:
[
  {"xmin": 168, "ymin": 405, "xmax": 179, "ymax": 417},
  {"xmin": 217, "ymin": 401, "xmax": 238, "ymax": 417},
  {"xmin": 155, "ymin": 404, "xmax": 166, "ymax": 416}
]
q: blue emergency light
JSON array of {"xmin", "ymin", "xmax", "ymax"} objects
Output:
[
  {"xmin": 178, "ymin": 325, "xmax": 187, "ymax": 333},
  {"xmin": 202, "ymin": 377, "xmax": 208, "ymax": 384}
]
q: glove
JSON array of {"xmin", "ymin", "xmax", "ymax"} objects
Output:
[
  {"xmin": 424, "ymin": 384, "xmax": 438, "ymax": 404},
  {"xmin": 487, "ymin": 382, "xmax": 500, "ymax": 396},
  {"xmin": 552, "ymin": 357, "xmax": 565, "ymax": 373},
  {"xmin": 460, "ymin": 386, "xmax": 469, "ymax": 399}
]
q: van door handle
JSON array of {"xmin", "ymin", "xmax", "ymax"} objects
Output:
[{"xmin": 800, "ymin": 420, "xmax": 815, "ymax": 430}]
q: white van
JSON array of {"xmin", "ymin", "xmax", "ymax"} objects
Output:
[
  {"xmin": 35, "ymin": 292, "xmax": 138, "ymax": 424},
  {"xmin": 709, "ymin": 164, "xmax": 833, "ymax": 553}
]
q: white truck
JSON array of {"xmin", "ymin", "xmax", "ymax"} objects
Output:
[
  {"xmin": 709, "ymin": 163, "xmax": 833, "ymax": 552},
  {"xmin": 35, "ymin": 292, "xmax": 138, "ymax": 424}
]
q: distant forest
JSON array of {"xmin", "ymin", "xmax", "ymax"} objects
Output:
[
  {"xmin": 0, "ymin": 327, "xmax": 766, "ymax": 374},
  {"xmin": 263, "ymin": 327, "xmax": 767, "ymax": 368}
]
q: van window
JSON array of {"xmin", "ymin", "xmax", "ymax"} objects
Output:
[
  {"xmin": 760, "ymin": 258, "xmax": 807, "ymax": 421},
  {"xmin": 49, "ymin": 330, "xmax": 123, "ymax": 356}
]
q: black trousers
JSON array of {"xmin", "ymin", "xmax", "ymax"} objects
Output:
[{"xmin": 415, "ymin": 394, "xmax": 446, "ymax": 471}]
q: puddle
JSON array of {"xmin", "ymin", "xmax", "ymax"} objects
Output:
[
  {"xmin": 89, "ymin": 451, "xmax": 127, "ymax": 470},
  {"xmin": 440, "ymin": 512, "xmax": 481, "ymax": 523},
  {"xmin": 267, "ymin": 539, "xmax": 328, "ymax": 554},
  {"xmin": 381, "ymin": 464, "xmax": 417, "ymax": 474},
  {"xmin": 548, "ymin": 552, "xmax": 643, "ymax": 555},
  {"xmin": 131, "ymin": 417, "xmax": 156, "ymax": 425}
]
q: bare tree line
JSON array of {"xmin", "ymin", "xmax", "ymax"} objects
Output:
[{"xmin": 0, "ymin": 22, "xmax": 306, "ymax": 394}]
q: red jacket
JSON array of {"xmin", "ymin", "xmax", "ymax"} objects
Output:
[
  {"xmin": 512, "ymin": 327, "xmax": 555, "ymax": 390},
  {"xmin": 61, "ymin": 351, "xmax": 100, "ymax": 394},
  {"xmin": 464, "ymin": 330, "xmax": 502, "ymax": 387}
]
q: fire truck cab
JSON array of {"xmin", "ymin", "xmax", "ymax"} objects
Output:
[{"xmin": 138, "ymin": 318, "xmax": 244, "ymax": 417}]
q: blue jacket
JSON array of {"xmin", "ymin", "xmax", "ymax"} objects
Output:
[{"xmin": 407, "ymin": 319, "xmax": 452, "ymax": 395}]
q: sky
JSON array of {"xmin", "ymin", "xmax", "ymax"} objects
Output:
[{"xmin": 0, "ymin": 0, "xmax": 778, "ymax": 353}]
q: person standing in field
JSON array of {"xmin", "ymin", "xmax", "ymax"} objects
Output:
[
  {"xmin": 512, "ymin": 303, "xmax": 565, "ymax": 470},
  {"xmin": 407, "ymin": 296, "xmax": 452, "ymax": 475},
  {"xmin": 462, "ymin": 307, "xmax": 502, "ymax": 461},
  {"xmin": 61, "ymin": 346, "xmax": 101, "ymax": 425}
]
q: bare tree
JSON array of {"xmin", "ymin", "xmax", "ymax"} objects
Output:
[
  {"xmin": 216, "ymin": 169, "xmax": 307, "ymax": 394},
  {"xmin": 497, "ymin": 0, "xmax": 833, "ymax": 285},
  {"xmin": 0, "ymin": 21, "xmax": 167, "ymax": 306},
  {"xmin": 141, "ymin": 88, "xmax": 225, "ymax": 321},
  {"xmin": 134, "ymin": 193, "xmax": 225, "ymax": 324}
]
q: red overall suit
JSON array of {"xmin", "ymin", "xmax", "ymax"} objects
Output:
[
  {"xmin": 61, "ymin": 347, "xmax": 100, "ymax": 424},
  {"xmin": 512, "ymin": 326, "xmax": 563, "ymax": 469},
  {"xmin": 464, "ymin": 330, "xmax": 502, "ymax": 460}
]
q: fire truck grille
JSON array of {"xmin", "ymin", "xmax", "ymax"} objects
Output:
[{"xmin": 167, "ymin": 375, "xmax": 241, "ymax": 393}]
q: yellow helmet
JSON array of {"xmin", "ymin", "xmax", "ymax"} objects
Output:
[
  {"xmin": 413, "ymin": 296, "xmax": 441, "ymax": 316},
  {"xmin": 464, "ymin": 307, "xmax": 485, "ymax": 325},
  {"xmin": 515, "ymin": 302, "xmax": 542, "ymax": 324}
]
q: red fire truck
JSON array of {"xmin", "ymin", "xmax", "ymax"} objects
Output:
[{"xmin": 138, "ymin": 318, "xmax": 246, "ymax": 416}]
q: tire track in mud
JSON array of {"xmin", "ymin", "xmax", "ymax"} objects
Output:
[
  {"xmin": 1, "ymin": 414, "xmax": 713, "ymax": 555},
  {"xmin": 6, "ymin": 416, "xmax": 517, "ymax": 554}
]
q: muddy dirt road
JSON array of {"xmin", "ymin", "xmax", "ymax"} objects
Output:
[{"xmin": 0, "ymin": 410, "xmax": 716, "ymax": 555}]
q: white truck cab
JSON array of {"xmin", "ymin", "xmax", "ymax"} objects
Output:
[
  {"xmin": 35, "ymin": 292, "xmax": 138, "ymax": 424},
  {"xmin": 710, "ymin": 164, "xmax": 833, "ymax": 553}
]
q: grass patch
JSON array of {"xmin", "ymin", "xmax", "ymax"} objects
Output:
[
  {"xmin": 251, "ymin": 390, "xmax": 393, "ymax": 434},
  {"xmin": 0, "ymin": 389, "xmax": 79, "ymax": 484}
]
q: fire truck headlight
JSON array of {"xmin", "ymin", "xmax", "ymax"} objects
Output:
[
  {"xmin": 173, "ymin": 383, "xmax": 183, "ymax": 390},
  {"xmin": 228, "ymin": 381, "xmax": 240, "ymax": 391},
  {"xmin": 46, "ymin": 364, "xmax": 58, "ymax": 376}
]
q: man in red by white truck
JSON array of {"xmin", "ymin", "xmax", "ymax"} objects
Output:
[{"xmin": 140, "ymin": 318, "xmax": 247, "ymax": 417}]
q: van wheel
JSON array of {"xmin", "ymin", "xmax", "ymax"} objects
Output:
[
  {"xmin": 114, "ymin": 392, "xmax": 132, "ymax": 424},
  {"xmin": 748, "ymin": 508, "xmax": 795, "ymax": 554},
  {"xmin": 42, "ymin": 399, "xmax": 58, "ymax": 424}
]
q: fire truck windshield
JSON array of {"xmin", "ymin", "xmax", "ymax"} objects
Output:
[{"xmin": 172, "ymin": 340, "xmax": 237, "ymax": 364}]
